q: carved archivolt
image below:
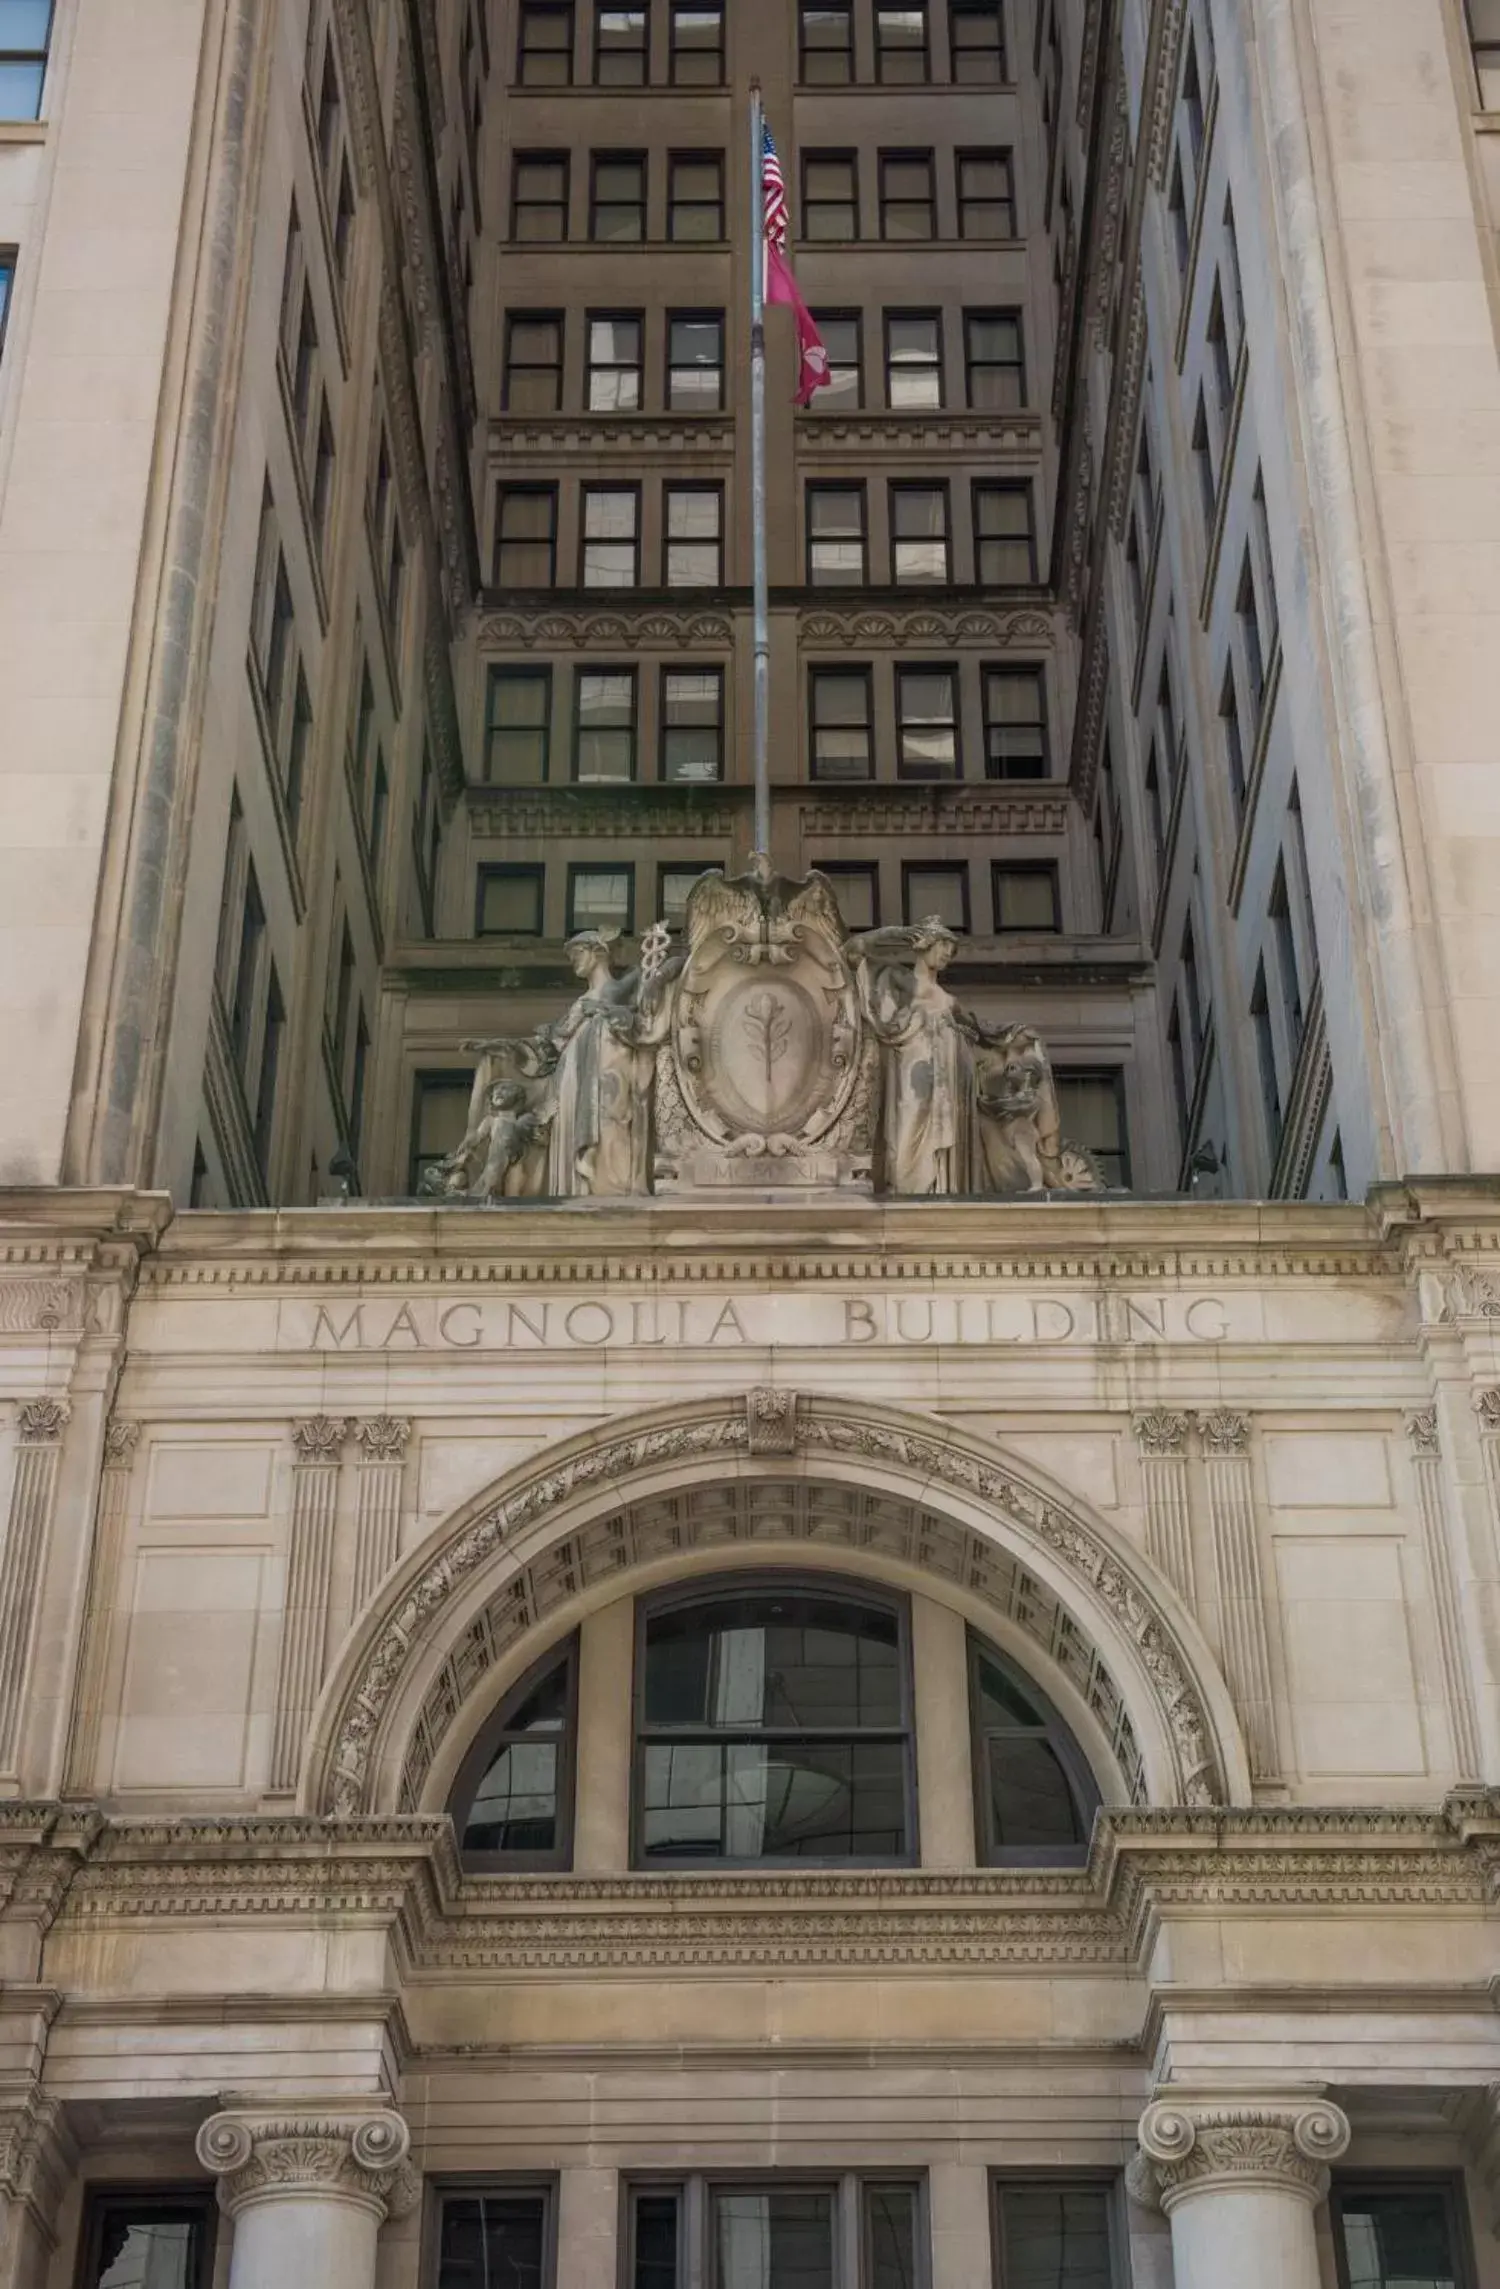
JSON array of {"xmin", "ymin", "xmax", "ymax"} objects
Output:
[{"xmin": 310, "ymin": 1397, "xmax": 1238, "ymax": 1820}]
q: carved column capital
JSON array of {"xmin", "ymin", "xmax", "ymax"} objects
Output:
[
  {"xmin": 1199, "ymin": 1409, "xmax": 1250, "ymax": 1457},
  {"xmin": 354, "ymin": 1416, "xmax": 411, "ymax": 1461},
  {"xmin": 1135, "ymin": 2096, "xmax": 1350, "ymax": 2212},
  {"xmin": 291, "ymin": 1415, "xmax": 352, "ymax": 1461},
  {"xmin": 1406, "ymin": 1408, "xmax": 1441, "ymax": 1457},
  {"xmin": 15, "ymin": 1399, "xmax": 68, "ymax": 1445},
  {"xmin": 195, "ymin": 2108, "xmax": 419, "ymax": 2223},
  {"xmin": 103, "ymin": 1419, "xmax": 141, "ymax": 1466},
  {"xmin": 1133, "ymin": 1410, "xmax": 1192, "ymax": 1458},
  {"xmin": 1476, "ymin": 1388, "xmax": 1500, "ymax": 1432}
]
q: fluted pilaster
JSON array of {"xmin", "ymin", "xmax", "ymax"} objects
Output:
[
  {"xmin": 1133, "ymin": 1410, "xmax": 1195, "ymax": 1605},
  {"xmin": 0, "ymin": 1401, "xmax": 71, "ymax": 1776},
  {"xmin": 351, "ymin": 1417, "xmax": 410, "ymax": 1612},
  {"xmin": 270, "ymin": 1417, "xmax": 349, "ymax": 1792},
  {"xmin": 1406, "ymin": 1410, "xmax": 1481, "ymax": 1780},
  {"xmin": 65, "ymin": 1418, "xmax": 140, "ymax": 1793},
  {"xmin": 1200, "ymin": 1410, "xmax": 1278, "ymax": 1781}
]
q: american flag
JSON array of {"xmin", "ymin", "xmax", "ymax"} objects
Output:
[{"xmin": 762, "ymin": 124, "xmax": 789, "ymax": 250}]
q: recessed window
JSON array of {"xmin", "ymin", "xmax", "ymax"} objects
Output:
[
  {"xmin": 580, "ymin": 486, "xmax": 641, "ymax": 586},
  {"xmin": 876, "ymin": 2, "xmax": 929, "ymax": 81},
  {"xmin": 1332, "ymin": 2179, "xmax": 1474, "ymax": 2289},
  {"xmin": 635, "ymin": 1581, "xmax": 913, "ymax": 1866},
  {"xmin": 903, "ymin": 860, "xmax": 969, "ymax": 930},
  {"xmin": 668, "ymin": 311, "xmax": 724, "ymax": 410},
  {"xmin": 628, "ymin": 2177, "xmax": 923, "ymax": 2289},
  {"xmin": 661, "ymin": 666, "xmax": 724, "ymax": 781},
  {"xmin": 812, "ymin": 311, "xmax": 862, "ymax": 404},
  {"xmin": 965, "ymin": 308, "xmax": 1025, "ymax": 409},
  {"xmin": 896, "ymin": 666, "xmax": 959, "ymax": 776},
  {"xmin": 437, "ymin": 2187, "xmax": 554, "ymax": 2289},
  {"xmin": 476, "ymin": 864, "xmax": 546, "ymax": 938},
  {"xmin": 659, "ymin": 862, "xmax": 717, "ymax": 930},
  {"xmin": 665, "ymin": 484, "xmax": 723, "ymax": 585},
  {"xmin": 803, "ymin": 151, "xmax": 859, "ymax": 240},
  {"xmin": 800, "ymin": 2, "xmax": 853, "ymax": 82},
  {"xmin": 1054, "ymin": 1069, "xmax": 1129, "ymax": 1188},
  {"xmin": 971, "ymin": 1638, "xmax": 1096, "ymax": 1858},
  {"xmin": 950, "ymin": 0, "xmax": 1006, "ymax": 80},
  {"xmin": 816, "ymin": 862, "xmax": 880, "ymax": 931},
  {"xmin": 586, "ymin": 312, "xmax": 643, "ymax": 410},
  {"xmin": 0, "ymin": 0, "xmax": 51, "ymax": 119},
  {"xmin": 670, "ymin": 2, "xmax": 724, "ymax": 83},
  {"xmin": 494, "ymin": 485, "xmax": 558, "ymax": 589},
  {"xmin": 807, "ymin": 484, "xmax": 867, "ymax": 585},
  {"xmin": 975, "ymin": 483, "xmax": 1037, "ymax": 583},
  {"xmin": 512, "ymin": 152, "xmax": 570, "ymax": 240},
  {"xmin": 958, "ymin": 148, "xmax": 1016, "ymax": 236},
  {"xmin": 810, "ymin": 667, "xmax": 874, "ymax": 781},
  {"xmin": 504, "ymin": 313, "xmax": 564, "ymax": 413},
  {"xmin": 993, "ymin": 862, "xmax": 1061, "ymax": 933},
  {"xmin": 669, "ymin": 151, "xmax": 725, "ymax": 240},
  {"xmin": 574, "ymin": 667, "xmax": 638, "ymax": 780},
  {"xmin": 409, "ymin": 1070, "xmax": 477, "ymax": 1195},
  {"xmin": 517, "ymin": 1, "xmax": 574, "ymax": 83},
  {"xmin": 451, "ymin": 1638, "xmax": 578, "ymax": 1864},
  {"xmin": 885, "ymin": 312, "xmax": 942, "ymax": 409},
  {"xmin": 983, "ymin": 666, "xmax": 1048, "ymax": 778},
  {"xmin": 879, "ymin": 151, "xmax": 936, "ymax": 239},
  {"xmin": 594, "ymin": 1, "xmax": 647, "ymax": 83},
  {"xmin": 591, "ymin": 151, "xmax": 647, "ymax": 240},
  {"xmin": 568, "ymin": 863, "xmax": 634, "ymax": 936},
  {"xmin": 77, "ymin": 2190, "xmax": 216, "ymax": 2289},
  {"xmin": 993, "ymin": 2182, "xmax": 1119, "ymax": 2289},
  {"xmin": 891, "ymin": 484, "xmax": 951, "ymax": 583}
]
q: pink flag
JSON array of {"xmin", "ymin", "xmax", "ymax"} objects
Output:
[{"xmin": 766, "ymin": 240, "xmax": 832, "ymax": 407}]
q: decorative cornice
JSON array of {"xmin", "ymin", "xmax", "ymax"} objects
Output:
[
  {"xmin": 355, "ymin": 1417, "xmax": 412, "ymax": 1462},
  {"xmin": 0, "ymin": 1278, "xmax": 84, "ymax": 1334},
  {"xmin": 16, "ymin": 1399, "xmax": 69, "ymax": 1445},
  {"xmin": 468, "ymin": 791, "xmax": 740, "ymax": 838},
  {"xmin": 1135, "ymin": 2096, "xmax": 1350, "ymax": 2212},
  {"xmin": 491, "ymin": 414, "xmax": 735, "ymax": 457},
  {"xmin": 792, "ymin": 412, "xmax": 1042, "ymax": 456},
  {"xmin": 291, "ymin": 1415, "xmax": 351, "ymax": 1461},
  {"xmin": 477, "ymin": 607, "xmax": 733, "ymax": 651},
  {"xmin": 1406, "ymin": 1408, "xmax": 1441, "ymax": 1458},
  {"xmin": 196, "ymin": 2109, "xmax": 418, "ymax": 2221},
  {"xmin": 0, "ymin": 2088, "xmax": 72, "ymax": 2215},
  {"xmin": 102, "ymin": 1420, "xmax": 141, "ymax": 1465},
  {"xmin": 1200, "ymin": 1409, "xmax": 1250, "ymax": 1458},
  {"xmin": 799, "ymin": 604, "xmax": 1056, "ymax": 650},
  {"xmin": 799, "ymin": 795, "xmax": 1071, "ymax": 837},
  {"xmin": 1133, "ymin": 1411, "xmax": 1191, "ymax": 1459}
]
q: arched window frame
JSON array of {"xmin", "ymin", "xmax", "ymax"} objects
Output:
[
  {"xmin": 448, "ymin": 1631, "xmax": 580, "ymax": 1871},
  {"xmin": 967, "ymin": 1629, "xmax": 1101, "ymax": 1868},
  {"xmin": 631, "ymin": 1572, "xmax": 918, "ymax": 1871}
]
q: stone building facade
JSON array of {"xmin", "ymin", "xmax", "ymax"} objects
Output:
[{"xmin": 3, "ymin": 1, "xmax": 1500, "ymax": 2288}]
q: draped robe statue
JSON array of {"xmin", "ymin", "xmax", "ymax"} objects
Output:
[
  {"xmin": 849, "ymin": 920, "xmax": 970, "ymax": 1197},
  {"xmin": 545, "ymin": 929, "xmax": 675, "ymax": 1198}
]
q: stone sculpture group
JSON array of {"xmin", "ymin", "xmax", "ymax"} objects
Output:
[{"xmin": 423, "ymin": 859, "xmax": 1104, "ymax": 1201}]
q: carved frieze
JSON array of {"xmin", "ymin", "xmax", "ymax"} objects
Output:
[
  {"xmin": 478, "ymin": 608, "xmax": 733, "ymax": 651},
  {"xmin": 799, "ymin": 605, "xmax": 1057, "ymax": 650}
]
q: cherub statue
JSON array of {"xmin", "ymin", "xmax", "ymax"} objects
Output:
[
  {"xmin": 420, "ymin": 1078, "xmax": 551, "ymax": 1201},
  {"xmin": 960, "ymin": 1018, "xmax": 1103, "ymax": 1193}
]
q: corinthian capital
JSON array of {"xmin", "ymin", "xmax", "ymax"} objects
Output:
[
  {"xmin": 1135, "ymin": 2095, "xmax": 1350, "ymax": 2212},
  {"xmin": 195, "ymin": 2109, "xmax": 419, "ymax": 2222}
]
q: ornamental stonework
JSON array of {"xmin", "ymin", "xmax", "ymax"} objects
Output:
[
  {"xmin": 1135, "ymin": 2098, "xmax": 1351, "ymax": 2211},
  {"xmin": 195, "ymin": 2109, "xmax": 419, "ymax": 2221}
]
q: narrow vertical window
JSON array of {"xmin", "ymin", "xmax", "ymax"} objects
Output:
[
  {"xmin": 875, "ymin": 4, "xmax": 929, "ymax": 82},
  {"xmin": 586, "ymin": 312, "xmax": 644, "ymax": 410},
  {"xmin": 800, "ymin": 3, "xmax": 853, "ymax": 82},
  {"xmin": 595, "ymin": 1, "xmax": 647, "ymax": 83},
  {"xmin": 669, "ymin": 152, "xmax": 724, "ymax": 240},
  {"xmin": 879, "ymin": 151, "xmax": 936, "ymax": 239},
  {"xmin": 517, "ymin": 1, "xmax": 574, "ymax": 83},
  {"xmin": 670, "ymin": 3, "xmax": 723, "ymax": 83}
]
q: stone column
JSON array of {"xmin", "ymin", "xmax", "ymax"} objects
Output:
[
  {"xmin": 1133, "ymin": 2093, "xmax": 1349, "ymax": 2289},
  {"xmin": 0, "ymin": 2089, "xmax": 73, "ymax": 2289},
  {"xmin": 351, "ymin": 1418, "xmax": 410, "ymax": 1612},
  {"xmin": 1200, "ymin": 1410, "xmax": 1278, "ymax": 1782},
  {"xmin": 65, "ymin": 1418, "xmax": 140, "ymax": 1793},
  {"xmin": 270, "ymin": 1417, "xmax": 350, "ymax": 1792},
  {"xmin": 197, "ymin": 2108, "xmax": 418, "ymax": 2289},
  {"xmin": 911, "ymin": 1595, "xmax": 977, "ymax": 1869},
  {"xmin": 0, "ymin": 1401, "xmax": 71, "ymax": 1780},
  {"xmin": 1133, "ymin": 1411, "xmax": 1195, "ymax": 1606},
  {"xmin": 1406, "ymin": 1410, "xmax": 1481, "ymax": 1781}
]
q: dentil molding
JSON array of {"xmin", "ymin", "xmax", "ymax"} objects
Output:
[
  {"xmin": 195, "ymin": 2108, "xmax": 419, "ymax": 2221},
  {"xmin": 1133, "ymin": 2095, "xmax": 1351, "ymax": 2211}
]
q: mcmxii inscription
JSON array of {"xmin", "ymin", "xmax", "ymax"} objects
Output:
[{"xmin": 423, "ymin": 859, "xmax": 1104, "ymax": 1203}]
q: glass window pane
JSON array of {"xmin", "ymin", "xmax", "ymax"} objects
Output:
[
  {"xmin": 820, "ymin": 869, "xmax": 877, "ymax": 929},
  {"xmin": 633, "ymin": 2192, "xmax": 681, "ymax": 2289},
  {"xmin": 1054, "ymin": 1073, "xmax": 1127, "ymax": 1187},
  {"xmin": 986, "ymin": 1733, "xmax": 1084, "ymax": 1848},
  {"xmin": 865, "ymin": 2186, "xmax": 920, "ymax": 2289},
  {"xmin": 713, "ymin": 2191, "xmax": 835, "ymax": 2289},
  {"xmin": 974, "ymin": 1650, "xmax": 1047, "ymax": 1729},
  {"xmin": 996, "ymin": 868, "xmax": 1058, "ymax": 930},
  {"xmin": 95, "ymin": 2219, "xmax": 201, "ymax": 2289},
  {"xmin": 1338, "ymin": 2190, "xmax": 1461, "ymax": 2289},
  {"xmin": 645, "ymin": 1593, "xmax": 901, "ymax": 1727},
  {"xmin": 438, "ymin": 2195, "xmax": 548, "ymax": 2289},
  {"xmin": 0, "ymin": 1, "xmax": 53, "ymax": 44},
  {"xmin": 571, "ymin": 869, "xmax": 632, "ymax": 931},
  {"xmin": 478, "ymin": 872, "xmax": 544, "ymax": 935},
  {"xmin": 464, "ymin": 1739, "xmax": 558, "ymax": 1851},
  {"xmin": 905, "ymin": 867, "xmax": 966, "ymax": 928},
  {"xmin": 0, "ymin": 59, "xmax": 43, "ymax": 119},
  {"xmin": 998, "ymin": 2187, "xmax": 1113, "ymax": 2289},
  {"xmin": 661, "ymin": 866, "xmax": 714, "ymax": 928}
]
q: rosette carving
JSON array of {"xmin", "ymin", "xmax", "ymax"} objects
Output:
[
  {"xmin": 1136, "ymin": 2097, "xmax": 1350, "ymax": 2211},
  {"xmin": 195, "ymin": 2108, "xmax": 418, "ymax": 2221}
]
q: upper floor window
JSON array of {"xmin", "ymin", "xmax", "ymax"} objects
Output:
[
  {"xmin": 984, "ymin": 665, "xmax": 1048, "ymax": 777},
  {"xmin": 903, "ymin": 859, "xmax": 969, "ymax": 930},
  {"xmin": 810, "ymin": 667, "xmax": 874, "ymax": 781},
  {"xmin": 970, "ymin": 1634, "xmax": 1094, "ymax": 1857},
  {"xmin": 807, "ymin": 483, "xmax": 868, "ymax": 585},
  {"xmin": 0, "ymin": 0, "xmax": 53, "ymax": 119},
  {"xmin": 966, "ymin": 309, "xmax": 1025, "ymax": 409},
  {"xmin": 591, "ymin": 151, "xmax": 646, "ymax": 240},
  {"xmin": 974, "ymin": 482, "xmax": 1037, "ymax": 584},
  {"xmin": 636, "ymin": 1582, "xmax": 912, "ymax": 1866},
  {"xmin": 587, "ymin": 312, "xmax": 643, "ymax": 410},
  {"xmin": 409, "ymin": 1070, "xmax": 476, "ymax": 1195},
  {"xmin": 950, "ymin": 0, "xmax": 1006, "ymax": 81},
  {"xmin": 670, "ymin": 1, "xmax": 724, "ymax": 83},
  {"xmin": 665, "ymin": 483, "xmax": 723, "ymax": 585},
  {"xmin": 512, "ymin": 152, "xmax": 570, "ymax": 240},
  {"xmin": 668, "ymin": 311, "xmax": 724, "ymax": 409},
  {"xmin": 450, "ymin": 1637, "xmax": 579, "ymax": 1867},
  {"xmin": 78, "ymin": 2189, "xmax": 216, "ymax": 2289},
  {"xmin": 575, "ymin": 667, "xmax": 638, "ymax": 778},
  {"xmin": 594, "ymin": 0, "xmax": 647, "ymax": 83},
  {"xmin": 669, "ymin": 151, "xmax": 724, "ymax": 240},
  {"xmin": 890, "ymin": 483, "xmax": 951, "ymax": 583},
  {"xmin": 801, "ymin": 1, "xmax": 853, "ymax": 82},
  {"xmin": 1469, "ymin": 0, "xmax": 1500, "ymax": 102},
  {"xmin": 993, "ymin": 2183, "xmax": 1119, "ymax": 2289},
  {"xmin": 495, "ymin": 484, "xmax": 559, "ymax": 589},
  {"xmin": 876, "ymin": 2, "xmax": 928, "ymax": 82},
  {"xmin": 1330, "ymin": 2178, "xmax": 1474, "ymax": 2289},
  {"xmin": 580, "ymin": 484, "xmax": 641, "ymax": 585},
  {"xmin": 896, "ymin": 665, "xmax": 959, "ymax": 777},
  {"xmin": 958, "ymin": 148, "xmax": 1016, "ymax": 237},
  {"xmin": 661, "ymin": 666, "xmax": 724, "ymax": 781},
  {"xmin": 438, "ymin": 2188, "xmax": 553, "ymax": 2289},
  {"xmin": 504, "ymin": 312, "xmax": 564, "ymax": 412},
  {"xmin": 517, "ymin": 0, "xmax": 574, "ymax": 83},
  {"xmin": 885, "ymin": 312, "xmax": 943, "ymax": 409},
  {"xmin": 804, "ymin": 151, "xmax": 859, "ymax": 240},
  {"xmin": 879, "ymin": 151, "xmax": 935, "ymax": 239},
  {"xmin": 1055, "ymin": 1068, "xmax": 1129, "ymax": 1188},
  {"xmin": 627, "ymin": 2176, "xmax": 924, "ymax": 2289},
  {"xmin": 485, "ymin": 664, "xmax": 552, "ymax": 783},
  {"xmin": 813, "ymin": 310, "xmax": 863, "ymax": 404}
]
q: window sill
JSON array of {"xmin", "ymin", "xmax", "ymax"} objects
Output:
[{"xmin": 0, "ymin": 121, "xmax": 46, "ymax": 144}]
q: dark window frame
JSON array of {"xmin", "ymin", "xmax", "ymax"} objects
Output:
[
  {"xmin": 982, "ymin": 663, "xmax": 1050, "ymax": 780},
  {"xmin": 76, "ymin": 2185, "xmax": 217, "ymax": 2289},
  {"xmin": 510, "ymin": 149, "xmax": 571, "ymax": 241},
  {"xmin": 475, "ymin": 863, "xmax": 547, "ymax": 940},
  {"xmin": 631, "ymin": 1571, "xmax": 919, "ymax": 1872},
  {"xmin": 668, "ymin": 148, "xmax": 726, "ymax": 241},
  {"xmin": 973, "ymin": 481, "xmax": 1038, "ymax": 584},
  {"xmin": 659, "ymin": 662, "xmax": 725, "ymax": 783},
  {"xmin": 664, "ymin": 480, "xmax": 725, "ymax": 587},
  {"xmin": 432, "ymin": 2178, "xmax": 560, "ymax": 2289},
  {"xmin": 991, "ymin": 860, "xmax": 1062, "ymax": 935},
  {"xmin": 889, "ymin": 480, "xmax": 953, "ymax": 585},
  {"xmin": 579, "ymin": 481, "xmax": 643, "ymax": 587},
  {"xmin": 0, "ymin": 248, "xmax": 15, "ymax": 360},
  {"xmin": 883, "ymin": 308, "xmax": 945, "ymax": 410},
  {"xmin": 814, "ymin": 860, "xmax": 882, "ymax": 931},
  {"xmin": 657, "ymin": 858, "xmax": 721, "ymax": 928},
  {"xmin": 895, "ymin": 660, "xmax": 960, "ymax": 779},
  {"xmin": 810, "ymin": 308, "xmax": 864, "ymax": 406},
  {"xmin": 902, "ymin": 857, "xmax": 970, "ymax": 931},
  {"xmin": 484, "ymin": 664, "xmax": 554, "ymax": 786},
  {"xmin": 585, "ymin": 307, "xmax": 645, "ymax": 412},
  {"xmin": 503, "ymin": 309, "xmax": 565, "ymax": 412},
  {"xmin": 625, "ymin": 2172, "xmax": 928, "ymax": 2289},
  {"xmin": 0, "ymin": 0, "xmax": 52, "ymax": 122},
  {"xmin": 802, "ymin": 149, "xmax": 860, "ymax": 241},
  {"xmin": 878, "ymin": 148, "xmax": 937, "ymax": 240},
  {"xmin": 806, "ymin": 480, "xmax": 869, "ymax": 586},
  {"xmin": 808, "ymin": 664, "xmax": 875, "ymax": 783},
  {"xmin": 593, "ymin": 0, "xmax": 648, "ymax": 85},
  {"xmin": 1330, "ymin": 2174, "xmax": 1478, "ymax": 2289},
  {"xmin": 589, "ymin": 148, "xmax": 648, "ymax": 241},
  {"xmin": 989, "ymin": 2173, "xmax": 1127, "ymax": 2288},
  {"xmin": 799, "ymin": 0, "xmax": 855, "ymax": 84},
  {"xmin": 666, "ymin": 308, "xmax": 726, "ymax": 411},
  {"xmin": 1053, "ymin": 1065, "xmax": 1131, "ymax": 1189},
  {"xmin": 950, "ymin": 0, "xmax": 1007, "ymax": 82},
  {"xmin": 516, "ymin": 0, "xmax": 575, "ymax": 84},
  {"xmin": 448, "ymin": 1636, "xmax": 580, "ymax": 1868},
  {"xmin": 573, "ymin": 662, "xmax": 640, "ymax": 782},
  {"xmin": 669, "ymin": 0, "xmax": 725, "ymax": 84},
  {"xmin": 964, "ymin": 306, "xmax": 1026, "ymax": 410},
  {"xmin": 957, "ymin": 146, "xmax": 1017, "ymax": 238},
  {"xmin": 567, "ymin": 860, "xmax": 637, "ymax": 936},
  {"xmin": 875, "ymin": 0, "xmax": 931, "ymax": 82},
  {"xmin": 409, "ymin": 1067, "xmax": 479, "ymax": 1195},
  {"xmin": 968, "ymin": 1634, "xmax": 1100, "ymax": 1864},
  {"xmin": 494, "ymin": 483, "xmax": 560, "ymax": 590}
]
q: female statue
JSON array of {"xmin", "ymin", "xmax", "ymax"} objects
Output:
[
  {"xmin": 849, "ymin": 919, "xmax": 969, "ymax": 1196},
  {"xmin": 546, "ymin": 930, "xmax": 671, "ymax": 1197}
]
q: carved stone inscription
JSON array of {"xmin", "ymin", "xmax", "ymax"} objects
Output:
[{"xmin": 294, "ymin": 1289, "xmax": 1238, "ymax": 1352}]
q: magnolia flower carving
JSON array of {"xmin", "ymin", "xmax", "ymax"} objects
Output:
[{"xmin": 742, "ymin": 991, "xmax": 792, "ymax": 1080}]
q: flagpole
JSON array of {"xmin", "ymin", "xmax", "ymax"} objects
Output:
[{"xmin": 749, "ymin": 80, "xmax": 771, "ymax": 862}]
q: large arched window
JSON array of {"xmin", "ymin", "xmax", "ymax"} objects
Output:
[
  {"xmin": 968, "ymin": 1633, "xmax": 1099, "ymax": 1865},
  {"xmin": 449, "ymin": 1634, "xmax": 578, "ymax": 1869},
  {"xmin": 634, "ymin": 1580, "xmax": 913, "ymax": 1867}
]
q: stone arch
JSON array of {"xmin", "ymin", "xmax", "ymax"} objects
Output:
[{"xmin": 305, "ymin": 1392, "xmax": 1251, "ymax": 1816}]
